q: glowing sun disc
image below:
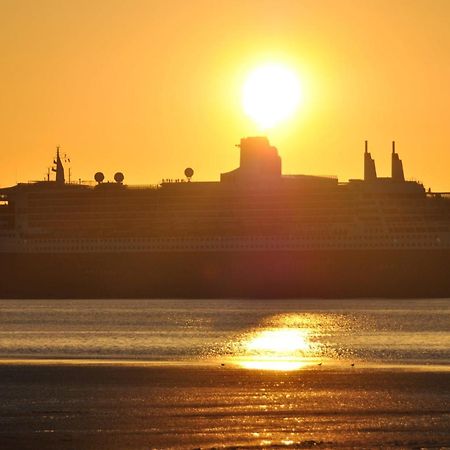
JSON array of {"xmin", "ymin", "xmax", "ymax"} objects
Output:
[{"xmin": 242, "ymin": 64, "xmax": 302, "ymax": 129}]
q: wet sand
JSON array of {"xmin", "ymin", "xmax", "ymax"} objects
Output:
[{"xmin": 0, "ymin": 363, "xmax": 449, "ymax": 449}]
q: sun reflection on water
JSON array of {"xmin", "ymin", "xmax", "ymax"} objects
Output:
[
  {"xmin": 238, "ymin": 360, "xmax": 309, "ymax": 371},
  {"xmin": 230, "ymin": 317, "xmax": 324, "ymax": 371},
  {"xmin": 246, "ymin": 329, "xmax": 310, "ymax": 353}
]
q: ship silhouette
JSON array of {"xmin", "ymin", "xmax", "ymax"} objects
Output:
[{"xmin": 0, "ymin": 136, "xmax": 449, "ymax": 298}]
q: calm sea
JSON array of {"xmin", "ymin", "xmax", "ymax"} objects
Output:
[{"xmin": 1, "ymin": 299, "xmax": 449, "ymax": 368}]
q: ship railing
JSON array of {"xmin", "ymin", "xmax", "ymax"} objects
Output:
[
  {"xmin": 71, "ymin": 180, "xmax": 96, "ymax": 186},
  {"xmin": 74, "ymin": 181, "xmax": 161, "ymax": 189},
  {"xmin": 24, "ymin": 180, "xmax": 97, "ymax": 187},
  {"xmin": 126, "ymin": 184, "xmax": 160, "ymax": 190},
  {"xmin": 161, "ymin": 179, "xmax": 187, "ymax": 184},
  {"xmin": 283, "ymin": 174, "xmax": 338, "ymax": 180},
  {"xmin": 426, "ymin": 192, "xmax": 450, "ymax": 199}
]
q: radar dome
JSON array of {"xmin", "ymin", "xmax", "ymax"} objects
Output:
[
  {"xmin": 94, "ymin": 172, "xmax": 105, "ymax": 183},
  {"xmin": 184, "ymin": 167, "xmax": 194, "ymax": 180},
  {"xmin": 114, "ymin": 172, "xmax": 124, "ymax": 184}
]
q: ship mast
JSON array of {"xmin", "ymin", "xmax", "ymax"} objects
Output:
[{"xmin": 52, "ymin": 146, "xmax": 65, "ymax": 185}]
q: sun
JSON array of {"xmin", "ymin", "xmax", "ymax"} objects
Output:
[{"xmin": 242, "ymin": 63, "xmax": 303, "ymax": 130}]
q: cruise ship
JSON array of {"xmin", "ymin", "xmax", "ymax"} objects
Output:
[{"xmin": 1, "ymin": 136, "xmax": 449, "ymax": 298}]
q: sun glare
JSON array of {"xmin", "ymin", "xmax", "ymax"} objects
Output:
[
  {"xmin": 239, "ymin": 360, "xmax": 308, "ymax": 371},
  {"xmin": 246, "ymin": 329, "xmax": 310, "ymax": 353},
  {"xmin": 233, "ymin": 328, "xmax": 313, "ymax": 371},
  {"xmin": 242, "ymin": 64, "xmax": 302, "ymax": 130}
]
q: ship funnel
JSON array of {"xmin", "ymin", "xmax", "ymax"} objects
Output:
[
  {"xmin": 364, "ymin": 140, "xmax": 377, "ymax": 181},
  {"xmin": 221, "ymin": 137, "xmax": 281, "ymax": 183},
  {"xmin": 391, "ymin": 141, "xmax": 405, "ymax": 182}
]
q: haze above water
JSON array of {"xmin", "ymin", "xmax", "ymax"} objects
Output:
[{"xmin": 1, "ymin": 299, "xmax": 449, "ymax": 369}]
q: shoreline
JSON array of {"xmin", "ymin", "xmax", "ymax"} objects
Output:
[{"xmin": 0, "ymin": 356, "xmax": 449, "ymax": 372}]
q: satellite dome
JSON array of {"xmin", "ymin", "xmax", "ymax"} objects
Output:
[
  {"xmin": 94, "ymin": 172, "xmax": 105, "ymax": 183},
  {"xmin": 114, "ymin": 172, "xmax": 124, "ymax": 184},
  {"xmin": 184, "ymin": 167, "xmax": 194, "ymax": 179}
]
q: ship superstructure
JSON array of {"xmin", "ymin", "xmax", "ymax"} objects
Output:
[{"xmin": 1, "ymin": 137, "xmax": 449, "ymax": 297}]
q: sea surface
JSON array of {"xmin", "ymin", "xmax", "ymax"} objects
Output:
[
  {"xmin": 0, "ymin": 298, "xmax": 449, "ymax": 368},
  {"xmin": 1, "ymin": 299, "xmax": 450, "ymax": 448}
]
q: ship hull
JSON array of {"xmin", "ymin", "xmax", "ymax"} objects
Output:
[{"xmin": 1, "ymin": 250, "xmax": 450, "ymax": 298}]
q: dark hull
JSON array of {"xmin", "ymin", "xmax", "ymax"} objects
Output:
[{"xmin": 1, "ymin": 250, "xmax": 450, "ymax": 298}]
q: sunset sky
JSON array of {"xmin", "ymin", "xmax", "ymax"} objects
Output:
[{"xmin": 1, "ymin": 0, "xmax": 450, "ymax": 189}]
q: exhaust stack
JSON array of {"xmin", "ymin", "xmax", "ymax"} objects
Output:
[
  {"xmin": 364, "ymin": 140, "xmax": 377, "ymax": 181},
  {"xmin": 391, "ymin": 141, "xmax": 405, "ymax": 182}
]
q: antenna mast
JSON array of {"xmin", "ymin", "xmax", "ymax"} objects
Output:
[{"xmin": 51, "ymin": 146, "xmax": 66, "ymax": 185}]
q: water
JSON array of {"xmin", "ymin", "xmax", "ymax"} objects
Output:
[
  {"xmin": 1, "ymin": 299, "xmax": 449, "ymax": 448},
  {"xmin": 1, "ymin": 298, "xmax": 449, "ymax": 368}
]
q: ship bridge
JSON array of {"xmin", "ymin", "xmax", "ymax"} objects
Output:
[{"xmin": 221, "ymin": 137, "xmax": 281, "ymax": 183}]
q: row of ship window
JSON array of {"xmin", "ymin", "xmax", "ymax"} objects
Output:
[
  {"xmin": 26, "ymin": 238, "xmax": 445, "ymax": 248},
  {"xmin": 27, "ymin": 233, "xmax": 445, "ymax": 243},
  {"xmin": 26, "ymin": 242, "xmax": 445, "ymax": 252}
]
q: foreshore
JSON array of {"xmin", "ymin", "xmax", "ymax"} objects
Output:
[{"xmin": 0, "ymin": 362, "xmax": 449, "ymax": 449}]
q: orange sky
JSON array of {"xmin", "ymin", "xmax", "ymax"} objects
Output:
[{"xmin": 1, "ymin": 0, "xmax": 450, "ymax": 189}]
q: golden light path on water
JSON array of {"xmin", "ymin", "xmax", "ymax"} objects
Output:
[
  {"xmin": 239, "ymin": 328, "xmax": 312, "ymax": 371},
  {"xmin": 246, "ymin": 329, "xmax": 310, "ymax": 353},
  {"xmin": 238, "ymin": 360, "xmax": 309, "ymax": 371},
  {"xmin": 227, "ymin": 314, "xmax": 329, "ymax": 371}
]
